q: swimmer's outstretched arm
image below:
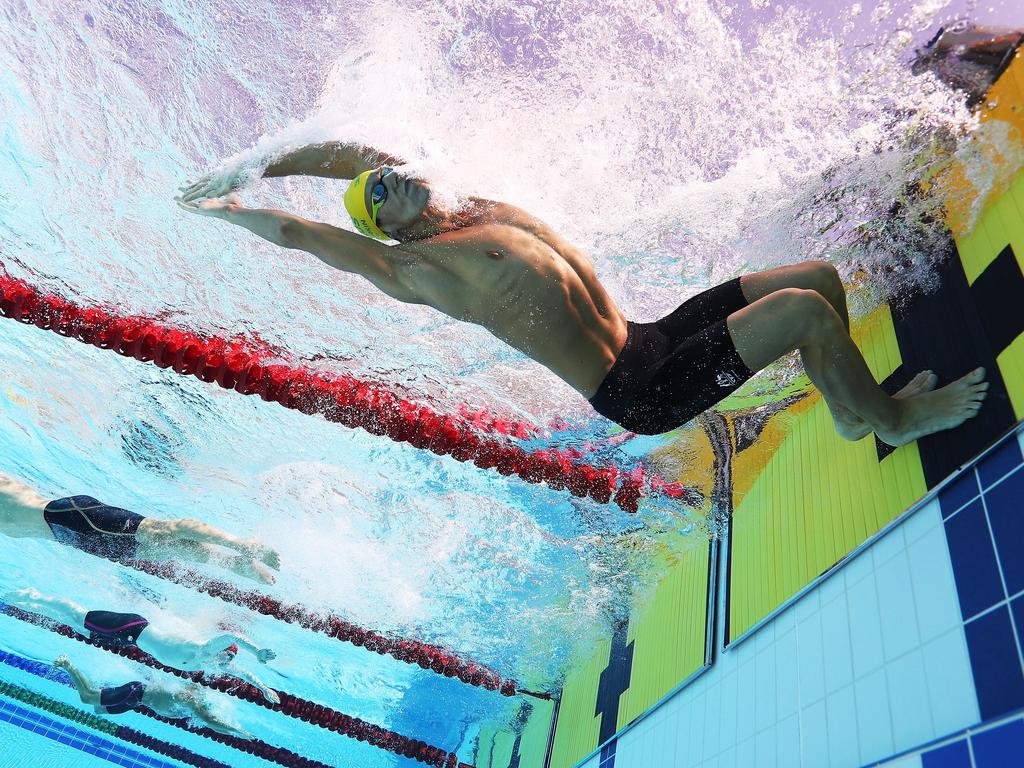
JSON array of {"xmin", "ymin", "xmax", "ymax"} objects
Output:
[
  {"xmin": 190, "ymin": 695, "xmax": 254, "ymax": 739},
  {"xmin": 178, "ymin": 142, "xmax": 403, "ymax": 202},
  {"xmin": 262, "ymin": 142, "xmax": 403, "ymax": 180},
  {"xmin": 53, "ymin": 655, "xmax": 103, "ymax": 710},
  {"xmin": 177, "ymin": 195, "xmax": 422, "ymax": 304},
  {"xmin": 201, "ymin": 633, "xmax": 276, "ymax": 664}
]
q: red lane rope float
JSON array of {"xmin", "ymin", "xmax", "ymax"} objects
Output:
[
  {"xmin": 122, "ymin": 558, "xmax": 520, "ymax": 697},
  {"xmin": 0, "ymin": 270, "xmax": 702, "ymax": 513},
  {"xmin": 1, "ymin": 603, "xmax": 468, "ymax": 768}
]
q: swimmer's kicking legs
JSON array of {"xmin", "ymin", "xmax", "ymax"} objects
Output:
[
  {"xmin": 736, "ymin": 261, "xmax": 940, "ymax": 441},
  {"xmin": 726, "ymin": 276, "xmax": 987, "ymax": 447}
]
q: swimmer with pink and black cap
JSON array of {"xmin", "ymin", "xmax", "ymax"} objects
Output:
[{"xmin": 7, "ymin": 587, "xmax": 280, "ymax": 703}]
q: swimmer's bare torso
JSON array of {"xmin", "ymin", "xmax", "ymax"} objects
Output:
[
  {"xmin": 178, "ymin": 143, "xmax": 627, "ymax": 398},
  {"xmin": 390, "ymin": 200, "xmax": 627, "ymax": 397}
]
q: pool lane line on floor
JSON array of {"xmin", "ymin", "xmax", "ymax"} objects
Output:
[
  {"xmin": 0, "ymin": 269, "xmax": 700, "ymax": 513},
  {"xmin": 0, "ymin": 600, "xmax": 464, "ymax": 768}
]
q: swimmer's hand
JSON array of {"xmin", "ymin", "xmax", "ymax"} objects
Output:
[
  {"xmin": 176, "ymin": 193, "xmax": 244, "ymax": 218},
  {"xmin": 178, "ymin": 166, "xmax": 244, "ymax": 203},
  {"xmin": 52, "ymin": 654, "xmax": 71, "ymax": 671},
  {"xmin": 256, "ymin": 648, "xmax": 276, "ymax": 664}
]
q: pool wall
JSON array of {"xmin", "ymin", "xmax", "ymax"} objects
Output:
[{"xmin": 507, "ymin": 47, "xmax": 1024, "ymax": 768}]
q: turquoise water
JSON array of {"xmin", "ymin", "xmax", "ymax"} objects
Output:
[{"xmin": 0, "ymin": 0, "xmax": 1006, "ymax": 764}]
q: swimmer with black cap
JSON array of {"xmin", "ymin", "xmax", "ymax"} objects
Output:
[
  {"xmin": 54, "ymin": 655, "xmax": 253, "ymax": 738},
  {"xmin": 178, "ymin": 139, "xmax": 986, "ymax": 444},
  {"xmin": 0, "ymin": 473, "xmax": 280, "ymax": 584}
]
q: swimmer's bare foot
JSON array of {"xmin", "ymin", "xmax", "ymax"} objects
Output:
[
  {"xmin": 834, "ymin": 370, "xmax": 939, "ymax": 441},
  {"xmin": 876, "ymin": 367, "xmax": 988, "ymax": 447}
]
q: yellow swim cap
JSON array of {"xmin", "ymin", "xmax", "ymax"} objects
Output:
[{"xmin": 343, "ymin": 170, "xmax": 389, "ymax": 241}]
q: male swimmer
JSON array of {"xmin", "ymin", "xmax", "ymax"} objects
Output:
[
  {"xmin": 6, "ymin": 588, "xmax": 280, "ymax": 703},
  {"xmin": 54, "ymin": 655, "xmax": 252, "ymax": 738},
  {"xmin": 0, "ymin": 474, "xmax": 280, "ymax": 584},
  {"xmin": 178, "ymin": 142, "xmax": 987, "ymax": 444}
]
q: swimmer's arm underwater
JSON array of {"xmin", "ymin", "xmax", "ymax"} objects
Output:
[{"xmin": 177, "ymin": 194, "xmax": 422, "ymax": 304}]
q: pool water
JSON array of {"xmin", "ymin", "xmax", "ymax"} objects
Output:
[{"xmin": 0, "ymin": 0, "xmax": 1016, "ymax": 765}]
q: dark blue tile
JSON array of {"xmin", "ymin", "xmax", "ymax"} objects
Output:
[
  {"xmin": 984, "ymin": 468, "xmax": 1024, "ymax": 596},
  {"xmin": 945, "ymin": 499, "xmax": 1006, "ymax": 618},
  {"xmin": 922, "ymin": 738, "xmax": 971, "ymax": 768},
  {"xmin": 965, "ymin": 606, "xmax": 1024, "ymax": 719},
  {"xmin": 978, "ymin": 437, "xmax": 1024, "ymax": 489},
  {"xmin": 940, "ymin": 470, "xmax": 981, "ymax": 518},
  {"xmin": 971, "ymin": 718, "xmax": 1024, "ymax": 768}
]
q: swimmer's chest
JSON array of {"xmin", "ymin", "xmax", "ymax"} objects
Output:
[{"xmin": 413, "ymin": 222, "xmax": 570, "ymax": 300}]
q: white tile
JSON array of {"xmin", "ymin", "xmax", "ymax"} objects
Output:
[
  {"xmin": 755, "ymin": 648, "xmax": 778, "ymax": 733},
  {"xmin": 846, "ymin": 573, "xmax": 886, "ymax": 678},
  {"xmin": 901, "ymin": 499, "xmax": 942, "ymax": 544},
  {"xmin": 775, "ymin": 629, "xmax": 799, "ymax": 721},
  {"xmin": 705, "ymin": 680, "xmax": 722, "ymax": 758},
  {"xmin": 825, "ymin": 685, "xmax": 860, "ymax": 768},
  {"xmin": 755, "ymin": 728, "xmax": 778, "ymax": 768},
  {"xmin": 719, "ymin": 673, "xmax": 739, "ymax": 751},
  {"xmin": 794, "ymin": 586, "xmax": 820, "ymax": 624},
  {"xmin": 797, "ymin": 614, "xmax": 826, "ymax": 705},
  {"xmin": 776, "ymin": 713, "xmax": 800, "ymax": 768},
  {"xmin": 906, "ymin": 526, "xmax": 962, "ymax": 643},
  {"xmin": 799, "ymin": 699, "xmax": 830, "ymax": 768},
  {"xmin": 686, "ymin": 699, "xmax": 705, "ymax": 768},
  {"xmin": 921, "ymin": 628, "xmax": 979, "ymax": 736},
  {"xmin": 818, "ymin": 568, "xmax": 847, "ymax": 606},
  {"xmin": 736, "ymin": 661, "xmax": 757, "ymax": 743},
  {"xmin": 842, "ymin": 547, "xmax": 875, "ymax": 587},
  {"xmin": 871, "ymin": 524, "xmax": 906, "ymax": 566},
  {"xmin": 886, "ymin": 650, "xmax": 934, "ymax": 752},
  {"xmin": 774, "ymin": 604, "xmax": 797, "ymax": 636},
  {"xmin": 854, "ymin": 668, "xmax": 894, "ymax": 764},
  {"xmin": 820, "ymin": 595, "xmax": 855, "ymax": 693},
  {"xmin": 736, "ymin": 736, "xmax": 758, "ymax": 768},
  {"xmin": 875, "ymin": 556, "xmax": 921, "ymax": 661}
]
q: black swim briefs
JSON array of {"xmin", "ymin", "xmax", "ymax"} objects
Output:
[
  {"xmin": 43, "ymin": 496, "xmax": 145, "ymax": 561},
  {"xmin": 84, "ymin": 610, "xmax": 150, "ymax": 646},
  {"xmin": 99, "ymin": 681, "xmax": 146, "ymax": 715},
  {"xmin": 589, "ymin": 277, "xmax": 755, "ymax": 435}
]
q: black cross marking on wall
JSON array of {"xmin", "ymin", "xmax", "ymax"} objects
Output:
[
  {"xmin": 880, "ymin": 246, "xmax": 1021, "ymax": 484},
  {"xmin": 594, "ymin": 620, "xmax": 634, "ymax": 744}
]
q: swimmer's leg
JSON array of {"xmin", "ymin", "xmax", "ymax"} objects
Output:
[
  {"xmin": 740, "ymin": 261, "xmax": 851, "ymax": 330},
  {"xmin": 726, "ymin": 288, "xmax": 988, "ymax": 446},
  {"xmin": 739, "ymin": 263, "xmax": 938, "ymax": 438},
  {"xmin": 136, "ymin": 537, "xmax": 276, "ymax": 585},
  {"xmin": 2, "ymin": 589, "xmax": 88, "ymax": 628},
  {"xmin": 137, "ymin": 518, "xmax": 280, "ymax": 570}
]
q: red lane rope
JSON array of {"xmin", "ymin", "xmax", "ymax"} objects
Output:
[
  {"xmin": 1, "ymin": 603, "xmax": 467, "ymax": 768},
  {"xmin": 0, "ymin": 270, "xmax": 701, "ymax": 513},
  {"xmin": 122, "ymin": 558, "xmax": 520, "ymax": 697}
]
